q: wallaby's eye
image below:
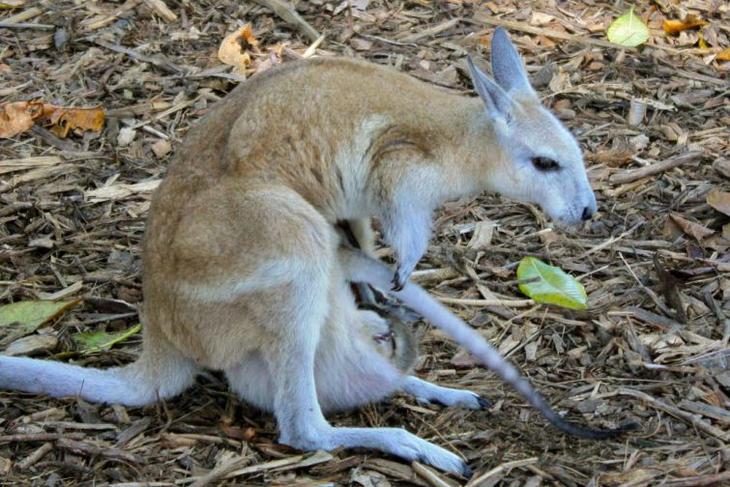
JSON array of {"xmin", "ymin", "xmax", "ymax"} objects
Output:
[{"xmin": 531, "ymin": 157, "xmax": 560, "ymax": 172}]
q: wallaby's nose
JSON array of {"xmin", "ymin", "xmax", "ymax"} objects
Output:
[{"xmin": 581, "ymin": 206, "xmax": 594, "ymax": 221}]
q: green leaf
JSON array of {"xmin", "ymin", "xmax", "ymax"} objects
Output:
[
  {"xmin": 607, "ymin": 6, "xmax": 650, "ymax": 47},
  {"xmin": 0, "ymin": 300, "xmax": 80, "ymax": 336},
  {"xmin": 73, "ymin": 324, "xmax": 142, "ymax": 353},
  {"xmin": 517, "ymin": 257, "xmax": 587, "ymax": 310}
]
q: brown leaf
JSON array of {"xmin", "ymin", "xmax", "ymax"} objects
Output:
[
  {"xmin": 218, "ymin": 24, "xmax": 259, "ymax": 75},
  {"xmin": 653, "ymin": 254, "xmax": 686, "ymax": 323},
  {"xmin": 669, "ymin": 214, "xmax": 714, "ymax": 242},
  {"xmin": 219, "ymin": 423, "xmax": 256, "ymax": 441},
  {"xmin": 40, "ymin": 106, "xmax": 105, "ymax": 138},
  {"xmin": 717, "ymin": 47, "xmax": 730, "ymax": 62},
  {"xmin": 663, "ymin": 16, "xmax": 707, "ymax": 35},
  {"xmin": 706, "ymin": 190, "xmax": 730, "ymax": 217},
  {"xmin": 0, "ymin": 101, "xmax": 44, "ymax": 138}
]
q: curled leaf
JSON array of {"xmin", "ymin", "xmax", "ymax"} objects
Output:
[
  {"xmin": 517, "ymin": 257, "xmax": 587, "ymax": 310},
  {"xmin": 663, "ymin": 15, "xmax": 707, "ymax": 35},
  {"xmin": 0, "ymin": 101, "xmax": 104, "ymax": 139},
  {"xmin": 218, "ymin": 23, "xmax": 259, "ymax": 75},
  {"xmin": 0, "ymin": 101, "xmax": 44, "ymax": 138},
  {"xmin": 41, "ymin": 106, "xmax": 105, "ymax": 138},
  {"xmin": 607, "ymin": 7, "xmax": 650, "ymax": 47}
]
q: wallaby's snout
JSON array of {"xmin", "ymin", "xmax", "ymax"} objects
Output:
[{"xmin": 467, "ymin": 28, "xmax": 597, "ymax": 228}]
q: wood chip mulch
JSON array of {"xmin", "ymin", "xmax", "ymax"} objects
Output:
[{"xmin": 1, "ymin": 1, "xmax": 728, "ymax": 485}]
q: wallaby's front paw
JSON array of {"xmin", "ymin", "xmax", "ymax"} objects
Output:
[{"xmin": 391, "ymin": 267, "xmax": 408, "ymax": 292}]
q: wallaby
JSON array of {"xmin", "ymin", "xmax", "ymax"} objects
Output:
[{"xmin": 0, "ymin": 29, "xmax": 633, "ymax": 476}]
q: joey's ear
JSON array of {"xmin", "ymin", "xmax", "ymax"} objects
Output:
[
  {"xmin": 466, "ymin": 55, "xmax": 513, "ymax": 121},
  {"xmin": 490, "ymin": 27, "xmax": 535, "ymax": 96}
]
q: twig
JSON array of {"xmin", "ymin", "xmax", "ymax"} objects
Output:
[
  {"xmin": 0, "ymin": 22, "xmax": 54, "ymax": 29},
  {"xmin": 93, "ymin": 40, "xmax": 185, "ymax": 74},
  {"xmin": 0, "ymin": 433, "xmax": 85, "ymax": 443},
  {"xmin": 16, "ymin": 442, "xmax": 54, "ymax": 471},
  {"xmin": 397, "ymin": 18, "xmax": 460, "ymax": 43},
  {"xmin": 252, "ymin": 0, "xmax": 320, "ymax": 42},
  {"xmin": 412, "ymin": 461, "xmax": 452, "ymax": 487},
  {"xmin": 436, "ymin": 296, "xmax": 535, "ymax": 308},
  {"xmin": 465, "ymin": 457, "xmax": 539, "ymax": 487},
  {"xmin": 190, "ymin": 449, "xmax": 252, "ymax": 487},
  {"xmin": 463, "ymin": 15, "xmax": 628, "ymax": 50},
  {"xmin": 609, "ymin": 151, "xmax": 704, "ymax": 184},
  {"xmin": 663, "ymin": 471, "xmax": 730, "ymax": 487},
  {"xmin": 616, "ymin": 388, "xmax": 730, "ymax": 442}
]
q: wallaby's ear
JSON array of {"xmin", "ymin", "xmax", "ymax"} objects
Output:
[
  {"xmin": 490, "ymin": 27, "xmax": 534, "ymax": 96},
  {"xmin": 466, "ymin": 55, "xmax": 513, "ymax": 121}
]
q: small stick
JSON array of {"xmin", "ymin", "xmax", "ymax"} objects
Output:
[
  {"xmin": 465, "ymin": 457, "xmax": 539, "ymax": 487},
  {"xmin": 15, "ymin": 442, "xmax": 53, "ymax": 470},
  {"xmin": 616, "ymin": 388, "xmax": 730, "ymax": 442},
  {"xmin": 436, "ymin": 296, "xmax": 535, "ymax": 308},
  {"xmin": 0, "ymin": 22, "xmax": 54, "ymax": 29},
  {"xmin": 252, "ymin": 0, "xmax": 320, "ymax": 42},
  {"xmin": 609, "ymin": 151, "xmax": 703, "ymax": 184},
  {"xmin": 412, "ymin": 461, "xmax": 452, "ymax": 487}
]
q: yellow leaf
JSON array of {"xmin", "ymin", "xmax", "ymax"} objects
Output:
[
  {"xmin": 698, "ymin": 33, "xmax": 708, "ymax": 49},
  {"xmin": 663, "ymin": 15, "xmax": 707, "ymax": 35},
  {"xmin": 717, "ymin": 47, "xmax": 730, "ymax": 62},
  {"xmin": 607, "ymin": 7, "xmax": 650, "ymax": 47}
]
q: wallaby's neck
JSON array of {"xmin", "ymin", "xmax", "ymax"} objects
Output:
[{"xmin": 421, "ymin": 95, "xmax": 505, "ymax": 209}]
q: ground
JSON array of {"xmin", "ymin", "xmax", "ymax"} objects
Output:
[{"xmin": 1, "ymin": 1, "xmax": 729, "ymax": 486}]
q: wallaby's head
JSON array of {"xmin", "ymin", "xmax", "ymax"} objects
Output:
[{"xmin": 467, "ymin": 28, "xmax": 596, "ymax": 227}]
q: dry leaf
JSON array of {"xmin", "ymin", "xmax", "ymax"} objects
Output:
[
  {"xmin": 218, "ymin": 24, "xmax": 259, "ymax": 75},
  {"xmin": 706, "ymin": 190, "xmax": 730, "ymax": 217},
  {"xmin": 654, "ymin": 255, "xmax": 686, "ymax": 323},
  {"xmin": 717, "ymin": 47, "xmax": 730, "ymax": 62},
  {"xmin": 0, "ymin": 101, "xmax": 44, "ymax": 138},
  {"xmin": 0, "ymin": 101, "xmax": 104, "ymax": 139},
  {"xmin": 663, "ymin": 16, "xmax": 707, "ymax": 35},
  {"xmin": 41, "ymin": 106, "xmax": 105, "ymax": 138},
  {"xmin": 151, "ymin": 139, "xmax": 172, "ymax": 158},
  {"xmin": 5, "ymin": 334, "xmax": 58, "ymax": 356},
  {"xmin": 669, "ymin": 213, "xmax": 714, "ymax": 241},
  {"xmin": 467, "ymin": 220, "xmax": 496, "ymax": 249}
]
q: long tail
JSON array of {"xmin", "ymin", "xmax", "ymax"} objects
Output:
[
  {"xmin": 345, "ymin": 250, "xmax": 637, "ymax": 440},
  {"xmin": 0, "ymin": 339, "xmax": 198, "ymax": 407}
]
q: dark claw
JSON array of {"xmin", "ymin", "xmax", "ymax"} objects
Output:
[
  {"xmin": 461, "ymin": 463, "xmax": 473, "ymax": 478},
  {"xmin": 391, "ymin": 270, "xmax": 404, "ymax": 292},
  {"xmin": 477, "ymin": 396, "xmax": 492, "ymax": 410}
]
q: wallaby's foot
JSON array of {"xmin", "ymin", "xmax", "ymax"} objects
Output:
[
  {"xmin": 281, "ymin": 425, "xmax": 471, "ymax": 477},
  {"xmin": 403, "ymin": 376, "xmax": 488, "ymax": 410}
]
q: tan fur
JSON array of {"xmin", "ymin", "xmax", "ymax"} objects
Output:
[
  {"xmin": 142, "ymin": 57, "xmax": 513, "ymax": 368},
  {"xmin": 1, "ymin": 38, "xmax": 600, "ymax": 474}
]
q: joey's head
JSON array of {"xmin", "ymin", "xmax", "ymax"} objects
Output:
[{"xmin": 466, "ymin": 28, "xmax": 596, "ymax": 227}]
